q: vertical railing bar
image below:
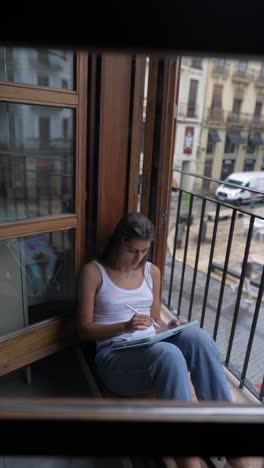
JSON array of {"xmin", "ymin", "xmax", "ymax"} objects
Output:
[
  {"xmin": 213, "ymin": 208, "xmax": 237, "ymax": 340},
  {"xmin": 14, "ymin": 158, "xmax": 18, "ymax": 220},
  {"xmin": 200, "ymin": 203, "xmax": 220, "ymax": 329},
  {"xmin": 259, "ymin": 375, "xmax": 264, "ymax": 401},
  {"xmin": 36, "ymin": 166, "xmax": 41, "ymax": 217},
  {"xmin": 48, "ymin": 169, "xmax": 52, "ymax": 215},
  {"xmin": 240, "ymin": 264, "xmax": 264, "ymax": 386},
  {"xmin": 177, "ymin": 193, "xmax": 194, "ymax": 314},
  {"xmin": 4, "ymin": 154, "xmax": 8, "ymax": 219},
  {"xmin": 225, "ymin": 215, "xmax": 255, "ymax": 365},
  {"xmin": 24, "ymin": 155, "xmax": 29, "ymax": 219},
  {"xmin": 188, "ymin": 198, "xmax": 206, "ymax": 322},
  {"xmin": 167, "ymin": 190, "xmax": 182, "ymax": 307}
]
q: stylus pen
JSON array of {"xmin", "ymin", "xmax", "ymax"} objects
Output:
[{"xmin": 125, "ymin": 304, "xmax": 160, "ymax": 328}]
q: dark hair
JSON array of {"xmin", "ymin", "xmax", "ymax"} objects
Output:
[{"xmin": 99, "ymin": 212, "xmax": 155, "ymax": 268}]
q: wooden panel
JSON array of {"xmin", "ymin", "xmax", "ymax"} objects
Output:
[
  {"xmin": 153, "ymin": 58, "xmax": 181, "ymax": 280},
  {"xmin": 0, "ymin": 82, "xmax": 78, "ymax": 107},
  {"xmin": 0, "ymin": 214, "xmax": 77, "ymax": 241},
  {"xmin": 0, "ymin": 318, "xmax": 77, "ymax": 376},
  {"xmin": 127, "ymin": 55, "xmax": 146, "ymax": 212},
  {"xmin": 85, "ymin": 55, "xmax": 99, "ymax": 260},
  {"xmin": 97, "ymin": 54, "xmax": 132, "ymax": 248},
  {"xmin": 140, "ymin": 58, "xmax": 159, "ymax": 216},
  {"xmin": 75, "ymin": 52, "xmax": 88, "ymax": 271}
]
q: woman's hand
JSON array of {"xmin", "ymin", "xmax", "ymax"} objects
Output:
[
  {"xmin": 125, "ymin": 313, "xmax": 154, "ymax": 331},
  {"xmin": 168, "ymin": 317, "xmax": 188, "ymax": 328}
]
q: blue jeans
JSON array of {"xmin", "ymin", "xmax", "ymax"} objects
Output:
[{"xmin": 95, "ymin": 327, "xmax": 232, "ymax": 401}]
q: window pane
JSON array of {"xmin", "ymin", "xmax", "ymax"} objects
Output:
[
  {"xmin": 0, "ymin": 47, "xmax": 75, "ymax": 90},
  {"xmin": 0, "ymin": 230, "xmax": 75, "ymax": 337},
  {"xmin": 0, "ymin": 102, "xmax": 75, "ymax": 222}
]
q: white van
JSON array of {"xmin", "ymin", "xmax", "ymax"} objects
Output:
[{"xmin": 215, "ymin": 171, "xmax": 264, "ymax": 205}]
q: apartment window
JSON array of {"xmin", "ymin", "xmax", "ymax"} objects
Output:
[
  {"xmin": 38, "ymin": 50, "xmax": 49, "ymax": 65},
  {"xmin": 37, "ymin": 74, "xmax": 49, "ymax": 87},
  {"xmin": 254, "ymin": 101, "xmax": 262, "ymax": 117},
  {"xmin": 238, "ymin": 60, "xmax": 247, "ymax": 72},
  {"xmin": 0, "ymin": 47, "xmax": 74, "ymax": 89},
  {"xmin": 260, "ymin": 63, "xmax": 264, "ymax": 79},
  {"xmin": 187, "ymin": 79, "xmax": 198, "ymax": 117},
  {"xmin": 244, "ymin": 159, "xmax": 255, "ymax": 171},
  {"xmin": 247, "ymin": 132, "xmax": 263, "ymax": 154},
  {"xmin": 232, "ymin": 98, "xmax": 242, "ymax": 115},
  {"xmin": 246, "ymin": 141, "xmax": 256, "ymax": 154},
  {"xmin": 224, "ymin": 136, "xmax": 236, "ymax": 154},
  {"xmin": 191, "ymin": 57, "xmax": 202, "ymax": 69},
  {"xmin": 216, "ymin": 58, "xmax": 225, "ymax": 68},
  {"xmin": 206, "ymin": 129, "xmax": 221, "ymax": 154},
  {"xmin": 221, "ymin": 159, "xmax": 235, "ymax": 179},
  {"xmin": 211, "ymin": 84, "xmax": 223, "ymax": 120},
  {"xmin": 206, "ymin": 141, "xmax": 215, "ymax": 154}
]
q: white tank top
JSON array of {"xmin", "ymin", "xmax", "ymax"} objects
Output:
[{"xmin": 93, "ymin": 261, "xmax": 156, "ymax": 348}]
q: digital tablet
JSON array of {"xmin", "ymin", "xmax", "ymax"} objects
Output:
[{"xmin": 112, "ymin": 320, "xmax": 198, "ymax": 350}]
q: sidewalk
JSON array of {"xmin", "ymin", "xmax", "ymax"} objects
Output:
[{"xmin": 167, "ymin": 201, "xmax": 264, "ymax": 296}]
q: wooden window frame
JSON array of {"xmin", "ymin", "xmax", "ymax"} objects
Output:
[{"xmin": 0, "ymin": 51, "xmax": 88, "ymax": 374}]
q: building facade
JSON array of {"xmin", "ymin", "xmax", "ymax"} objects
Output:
[
  {"xmin": 197, "ymin": 58, "xmax": 264, "ymax": 193},
  {"xmin": 173, "ymin": 56, "xmax": 208, "ymax": 192}
]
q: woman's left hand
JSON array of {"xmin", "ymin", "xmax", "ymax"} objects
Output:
[{"xmin": 168, "ymin": 317, "xmax": 188, "ymax": 328}]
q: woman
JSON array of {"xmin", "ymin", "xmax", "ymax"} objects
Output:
[
  {"xmin": 78, "ymin": 212, "xmax": 231, "ymax": 401},
  {"xmin": 78, "ymin": 212, "xmax": 253, "ymax": 468}
]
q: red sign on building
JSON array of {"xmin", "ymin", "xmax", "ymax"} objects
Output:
[{"xmin": 183, "ymin": 127, "xmax": 194, "ymax": 154}]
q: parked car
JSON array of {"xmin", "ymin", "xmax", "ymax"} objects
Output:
[{"xmin": 215, "ymin": 171, "xmax": 264, "ymax": 205}]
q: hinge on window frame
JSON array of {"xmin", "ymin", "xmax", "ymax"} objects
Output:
[
  {"xmin": 134, "ymin": 174, "xmax": 147, "ymax": 195},
  {"xmin": 160, "ymin": 209, "xmax": 167, "ymax": 229}
]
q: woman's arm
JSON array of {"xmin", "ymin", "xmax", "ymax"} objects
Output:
[
  {"xmin": 77, "ymin": 263, "xmax": 153, "ymax": 342},
  {"xmin": 150, "ymin": 264, "xmax": 187, "ymax": 328},
  {"xmin": 150, "ymin": 264, "xmax": 168, "ymax": 328}
]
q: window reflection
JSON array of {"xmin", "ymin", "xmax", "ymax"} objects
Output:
[
  {"xmin": 0, "ymin": 230, "xmax": 75, "ymax": 336},
  {"xmin": 0, "ymin": 47, "xmax": 74, "ymax": 90},
  {"xmin": 0, "ymin": 102, "xmax": 75, "ymax": 222}
]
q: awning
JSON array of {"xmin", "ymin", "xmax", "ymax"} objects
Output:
[
  {"xmin": 248, "ymin": 132, "xmax": 264, "ymax": 145},
  {"xmin": 227, "ymin": 131, "xmax": 245, "ymax": 145},
  {"xmin": 208, "ymin": 129, "xmax": 221, "ymax": 142}
]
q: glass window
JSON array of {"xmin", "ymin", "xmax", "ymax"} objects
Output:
[
  {"xmin": 0, "ymin": 102, "xmax": 75, "ymax": 223},
  {"xmin": 224, "ymin": 135, "xmax": 236, "ymax": 154},
  {"xmin": 0, "ymin": 230, "xmax": 75, "ymax": 337},
  {"xmin": 244, "ymin": 159, "xmax": 255, "ymax": 171},
  {"xmin": 191, "ymin": 57, "xmax": 202, "ymax": 69},
  {"xmin": 206, "ymin": 140, "xmax": 215, "ymax": 154},
  {"xmin": 247, "ymin": 141, "xmax": 257, "ymax": 154},
  {"xmin": 0, "ymin": 47, "xmax": 75, "ymax": 90},
  {"xmin": 187, "ymin": 79, "xmax": 198, "ymax": 117}
]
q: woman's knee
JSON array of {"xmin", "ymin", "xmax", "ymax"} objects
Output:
[
  {"xmin": 177, "ymin": 327, "xmax": 220, "ymax": 355},
  {"xmin": 153, "ymin": 342, "xmax": 188, "ymax": 369}
]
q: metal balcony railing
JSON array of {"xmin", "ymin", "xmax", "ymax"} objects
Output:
[
  {"xmin": 212, "ymin": 61, "xmax": 230, "ymax": 78},
  {"xmin": 227, "ymin": 111, "xmax": 249, "ymax": 126},
  {"xmin": 206, "ymin": 108, "xmax": 264, "ymax": 129},
  {"xmin": 164, "ymin": 171, "xmax": 264, "ymax": 403},
  {"xmin": 206, "ymin": 107, "xmax": 224, "ymax": 123},
  {"xmin": 232, "ymin": 66, "xmax": 256, "ymax": 82},
  {"xmin": 252, "ymin": 114, "xmax": 264, "ymax": 128},
  {"xmin": 255, "ymin": 72, "xmax": 264, "ymax": 86},
  {"xmin": 178, "ymin": 102, "xmax": 200, "ymax": 119},
  {"xmin": 0, "ymin": 150, "xmax": 73, "ymax": 222}
]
